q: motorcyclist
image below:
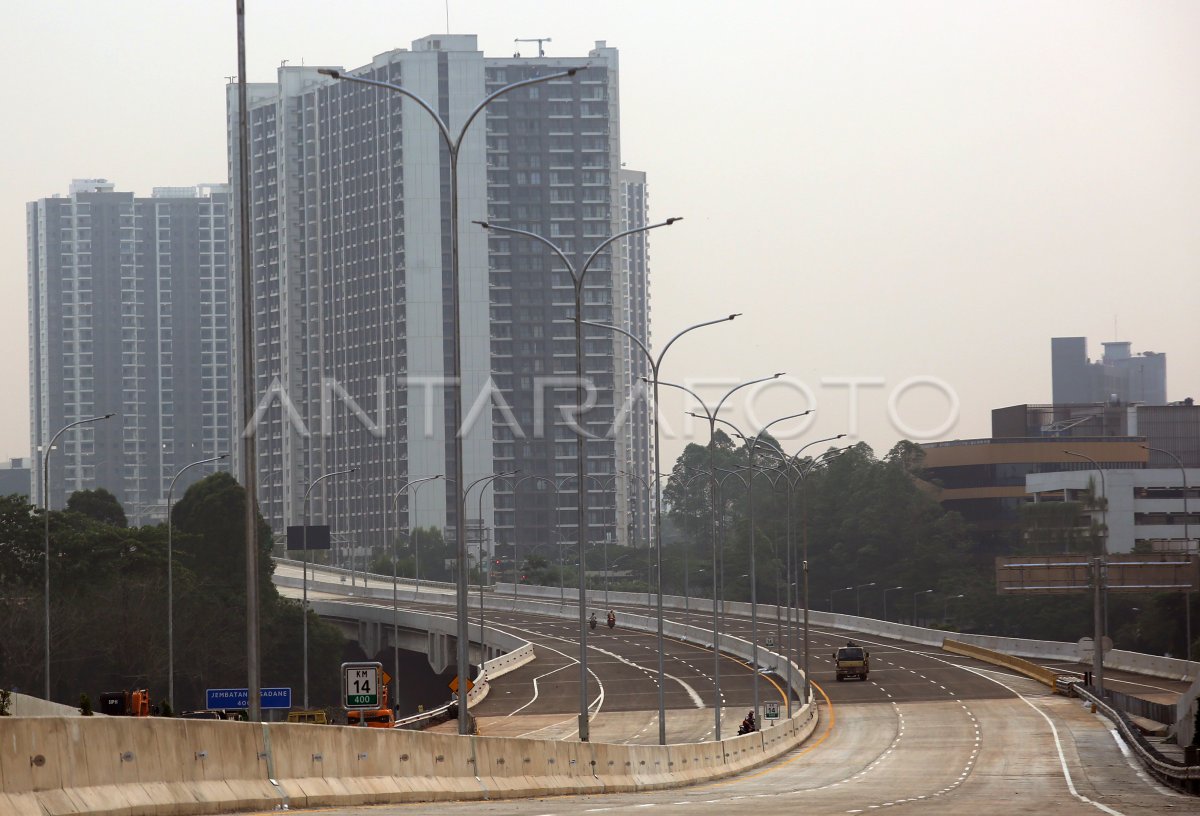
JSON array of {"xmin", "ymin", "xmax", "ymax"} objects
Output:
[
  {"xmin": 589, "ymin": 612, "xmax": 597, "ymax": 630},
  {"xmin": 606, "ymin": 609, "xmax": 616, "ymax": 629}
]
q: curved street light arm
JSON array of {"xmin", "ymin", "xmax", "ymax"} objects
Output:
[
  {"xmin": 579, "ymin": 220, "xmax": 681, "ymax": 290},
  {"xmin": 708, "ymin": 413, "xmax": 746, "ymax": 441},
  {"xmin": 474, "ymin": 221, "xmax": 575, "ymax": 275},
  {"xmin": 304, "ymin": 467, "xmax": 357, "ymax": 500},
  {"xmin": 583, "ymin": 314, "xmax": 738, "ymax": 373},
  {"xmin": 661, "ymin": 380, "xmax": 713, "ymax": 422},
  {"xmin": 317, "ymin": 70, "xmax": 453, "ymax": 147},
  {"xmin": 392, "ymin": 474, "xmax": 444, "ymax": 514},
  {"xmin": 318, "ymin": 67, "xmax": 582, "ymax": 152},
  {"xmin": 462, "ymin": 69, "xmax": 585, "ymax": 148},
  {"xmin": 715, "ymin": 466, "xmax": 751, "ymax": 490},
  {"xmin": 715, "ymin": 373, "xmax": 784, "ymax": 420}
]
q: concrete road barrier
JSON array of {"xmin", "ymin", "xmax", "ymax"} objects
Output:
[
  {"xmin": 942, "ymin": 639, "xmax": 1059, "ymax": 688},
  {"xmin": 2, "ymin": 689, "xmax": 819, "ymax": 815}
]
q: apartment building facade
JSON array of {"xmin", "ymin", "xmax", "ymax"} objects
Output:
[
  {"xmin": 227, "ymin": 36, "xmax": 651, "ymax": 565},
  {"xmin": 28, "ymin": 180, "xmax": 232, "ymax": 519}
]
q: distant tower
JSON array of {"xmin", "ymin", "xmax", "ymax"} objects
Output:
[
  {"xmin": 1051, "ymin": 336, "xmax": 1167, "ymax": 405},
  {"xmin": 28, "ymin": 181, "xmax": 232, "ymax": 518}
]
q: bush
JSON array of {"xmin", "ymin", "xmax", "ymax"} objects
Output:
[
  {"xmin": 0, "ymin": 689, "xmax": 11, "ymax": 716},
  {"xmin": 79, "ymin": 693, "xmax": 93, "ymax": 716}
]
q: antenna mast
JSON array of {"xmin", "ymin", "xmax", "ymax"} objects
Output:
[{"xmin": 514, "ymin": 37, "xmax": 552, "ymax": 58}]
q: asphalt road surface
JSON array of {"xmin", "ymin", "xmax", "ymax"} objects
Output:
[{"xmin": 264, "ymin": 571, "xmax": 1187, "ymax": 815}]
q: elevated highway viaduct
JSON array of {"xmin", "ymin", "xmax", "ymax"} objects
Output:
[{"xmin": 270, "ymin": 561, "xmax": 1193, "ymax": 815}]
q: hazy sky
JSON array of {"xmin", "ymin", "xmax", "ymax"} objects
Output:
[{"xmin": 4, "ymin": 1, "xmax": 1198, "ymax": 466}]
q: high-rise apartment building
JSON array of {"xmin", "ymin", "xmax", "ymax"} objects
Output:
[
  {"xmin": 28, "ymin": 180, "xmax": 232, "ymax": 519},
  {"xmin": 1051, "ymin": 336, "xmax": 1167, "ymax": 405},
  {"xmin": 228, "ymin": 36, "xmax": 652, "ymax": 564}
]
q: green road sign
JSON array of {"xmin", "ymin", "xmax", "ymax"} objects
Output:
[{"xmin": 341, "ymin": 661, "xmax": 382, "ymax": 709}]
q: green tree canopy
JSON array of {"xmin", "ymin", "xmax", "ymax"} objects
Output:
[{"xmin": 66, "ymin": 488, "xmax": 127, "ymax": 527}]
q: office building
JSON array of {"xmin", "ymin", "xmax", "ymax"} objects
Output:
[
  {"xmin": 28, "ymin": 180, "xmax": 232, "ymax": 520},
  {"xmin": 1027, "ymin": 468, "xmax": 1199, "ymax": 553},
  {"xmin": 0, "ymin": 458, "xmax": 31, "ymax": 499},
  {"xmin": 228, "ymin": 36, "xmax": 651, "ymax": 565},
  {"xmin": 1051, "ymin": 337, "xmax": 1167, "ymax": 405}
]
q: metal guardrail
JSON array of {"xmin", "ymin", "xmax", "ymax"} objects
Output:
[
  {"xmin": 1101, "ymin": 687, "xmax": 1176, "ymax": 727},
  {"xmin": 1070, "ymin": 681, "xmax": 1200, "ymax": 793}
]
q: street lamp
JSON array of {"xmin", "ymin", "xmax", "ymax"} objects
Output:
[
  {"xmin": 586, "ymin": 317, "xmax": 738, "ymax": 741},
  {"xmin": 661, "ymin": 372, "xmax": 780, "ymax": 742},
  {"xmin": 943, "ymin": 593, "xmax": 965, "ymax": 625},
  {"xmin": 391, "ymin": 475, "xmax": 442, "ymax": 708},
  {"xmin": 466, "ymin": 470, "xmax": 519, "ymax": 661},
  {"xmin": 1141, "ymin": 445, "xmax": 1193, "ymax": 662},
  {"xmin": 501, "ymin": 474, "xmax": 562, "ymax": 600},
  {"xmin": 476, "ymin": 218, "xmax": 682, "ymax": 743},
  {"xmin": 321, "ymin": 62, "xmax": 583, "ymax": 738},
  {"xmin": 913, "ymin": 589, "xmax": 934, "ymax": 624},
  {"xmin": 1063, "ymin": 450, "xmax": 1108, "ymax": 554},
  {"xmin": 41, "ymin": 411, "xmax": 115, "ymax": 700},
  {"xmin": 747, "ymin": 436, "xmax": 848, "ymax": 707},
  {"xmin": 882, "ymin": 586, "xmax": 904, "ymax": 622},
  {"xmin": 166, "ymin": 453, "xmax": 228, "ymax": 711},
  {"xmin": 830, "ymin": 585, "xmax": 854, "ymax": 613},
  {"xmin": 708, "ymin": 411, "xmax": 812, "ymax": 732},
  {"xmin": 302, "ymin": 467, "xmax": 355, "ymax": 709},
  {"xmin": 855, "ymin": 582, "xmax": 877, "ymax": 617},
  {"xmin": 1064, "ymin": 448, "xmax": 1108, "ymax": 693}
]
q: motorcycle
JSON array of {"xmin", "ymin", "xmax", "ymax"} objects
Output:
[
  {"xmin": 606, "ymin": 614, "xmax": 616, "ymax": 630},
  {"xmin": 589, "ymin": 615, "xmax": 597, "ymax": 631}
]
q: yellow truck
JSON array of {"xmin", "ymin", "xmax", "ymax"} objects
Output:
[{"xmin": 833, "ymin": 642, "xmax": 870, "ymax": 681}]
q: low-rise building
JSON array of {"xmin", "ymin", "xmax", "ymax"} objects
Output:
[{"xmin": 1026, "ymin": 468, "xmax": 1199, "ymax": 553}]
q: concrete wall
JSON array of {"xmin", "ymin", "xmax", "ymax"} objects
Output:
[
  {"xmin": 0, "ymin": 694, "xmax": 818, "ymax": 815},
  {"xmin": 4, "ymin": 692, "xmax": 88, "ymax": 718}
]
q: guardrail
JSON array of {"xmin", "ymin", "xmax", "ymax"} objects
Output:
[{"xmin": 1071, "ymin": 682, "xmax": 1200, "ymax": 794}]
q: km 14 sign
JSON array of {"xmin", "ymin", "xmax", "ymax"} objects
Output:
[{"xmin": 341, "ymin": 661, "xmax": 383, "ymax": 709}]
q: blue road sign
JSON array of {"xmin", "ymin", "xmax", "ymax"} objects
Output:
[{"xmin": 205, "ymin": 687, "xmax": 292, "ymax": 710}]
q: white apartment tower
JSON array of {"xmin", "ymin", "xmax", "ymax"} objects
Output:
[
  {"xmin": 28, "ymin": 180, "xmax": 232, "ymax": 519},
  {"xmin": 228, "ymin": 36, "xmax": 653, "ymax": 566}
]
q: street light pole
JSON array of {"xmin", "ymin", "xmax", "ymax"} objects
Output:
[
  {"xmin": 882, "ymin": 586, "xmax": 904, "ymax": 622},
  {"xmin": 830, "ymin": 586, "xmax": 854, "ymax": 613},
  {"xmin": 466, "ymin": 471, "xmax": 518, "ymax": 663},
  {"xmin": 41, "ymin": 411, "xmax": 115, "ymax": 700},
  {"xmin": 588, "ymin": 316, "xmax": 739, "ymax": 744},
  {"xmin": 943, "ymin": 593, "xmax": 965, "ymax": 625},
  {"xmin": 1065, "ymin": 448, "xmax": 1108, "ymax": 694},
  {"xmin": 710, "ymin": 411, "xmax": 813, "ymax": 730},
  {"xmin": 664, "ymin": 373, "xmax": 783, "ymax": 741},
  {"xmin": 913, "ymin": 589, "xmax": 933, "ymax": 624},
  {"xmin": 321, "ymin": 63, "xmax": 582, "ymax": 737},
  {"xmin": 167, "ymin": 453, "xmax": 228, "ymax": 711},
  {"xmin": 1142, "ymin": 445, "xmax": 1193, "ymax": 664},
  {"xmin": 392, "ymin": 475, "xmax": 442, "ymax": 706},
  {"xmin": 477, "ymin": 219, "xmax": 682, "ymax": 743},
  {"xmin": 749, "ymin": 436, "xmax": 847, "ymax": 707},
  {"xmin": 302, "ymin": 467, "xmax": 355, "ymax": 709},
  {"xmin": 855, "ymin": 582, "xmax": 876, "ymax": 617},
  {"xmin": 501, "ymin": 474, "xmax": 562, "ymax": 599}
]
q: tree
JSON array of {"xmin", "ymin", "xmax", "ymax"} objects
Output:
[{"xmin": 66, "ymin": 488, "xmax": 127, "ymax": 527}]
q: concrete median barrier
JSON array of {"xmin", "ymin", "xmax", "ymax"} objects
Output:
[{"xmin": 4, "ymin": 696, "xmax": 820, "ymax": 815}]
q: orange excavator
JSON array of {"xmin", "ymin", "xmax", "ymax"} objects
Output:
[
  {"xmin": 347, "ymin": 684, "xmax": 395, "ymax": 728},
  {"xmin": 99, "ymin": 689, "xmax": 151, "ymax": 716}
]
